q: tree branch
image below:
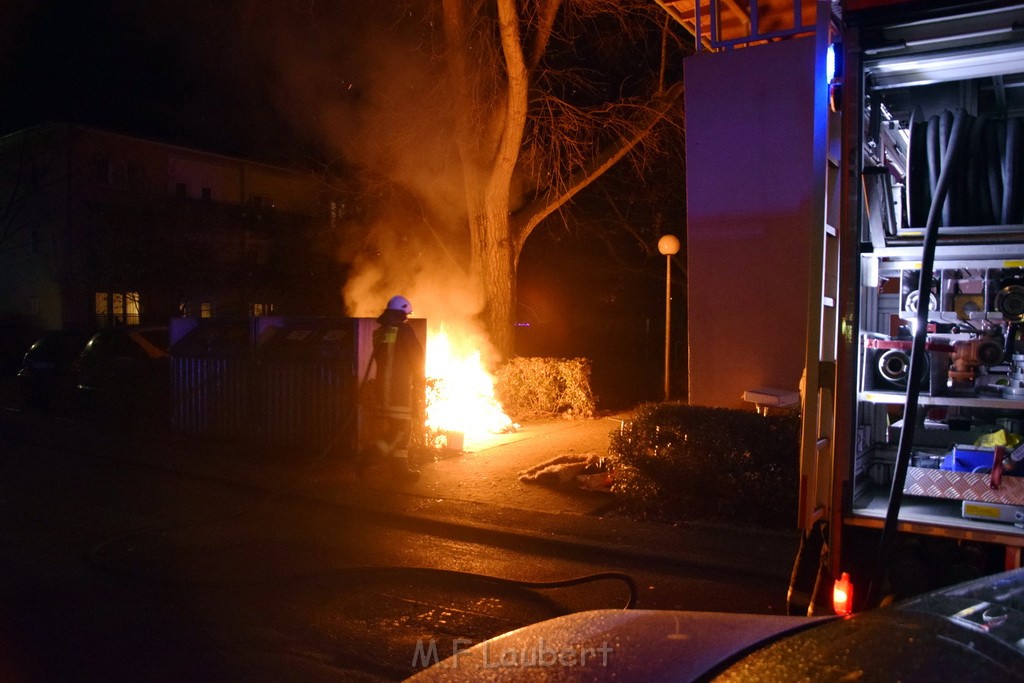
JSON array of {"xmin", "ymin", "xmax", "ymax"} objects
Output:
[
  {"xmin": 510, "ymin": 79, "xmax": 684, "ymax": 252},
  {"xmin": 526, "ymin": 0, "xmax": 561, "ymax": 74}
]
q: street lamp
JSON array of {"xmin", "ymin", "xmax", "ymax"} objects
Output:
[{"xmin": 658, "ymin": 235, "xmax": 680, "ymax": 401}]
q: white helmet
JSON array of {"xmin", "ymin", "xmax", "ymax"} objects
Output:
[{"xmin": 386, "ymin": 295, "xmax": 413, "ymax": 315}]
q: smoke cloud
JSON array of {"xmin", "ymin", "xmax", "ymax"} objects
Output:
[
  {"xmin": 249, "ymin": 2, "xmax": 496, "ymax": 358},
  {"xmin": 132, "ymin": 2, "xmax": 501, "ymax": 361}
]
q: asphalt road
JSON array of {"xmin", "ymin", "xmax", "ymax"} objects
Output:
[{"xmin": 0, "ymin": 398, "xmax": 789, "ymax": 681}]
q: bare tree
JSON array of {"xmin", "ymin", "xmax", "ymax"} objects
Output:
[
  {"xmin": 222, "ymin": 0, "xmax": 691, "ymax": 356},
  {"xmin": 432, "ymin": 0, "xmax": 689, "ymax": 356}
]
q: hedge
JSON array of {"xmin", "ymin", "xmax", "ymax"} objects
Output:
[
  {"xmin": 609, "ymin": 403, "xmax": 800, "ymax": 528},
  {"xmin": 494, "ymin": 357, "xmax": 596, "ymax": 421}
]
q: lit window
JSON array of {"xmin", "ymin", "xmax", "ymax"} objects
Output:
[
  {"xmin": 95, "ymin": 291, "xmax": 141, "ymax": 327},
  {"xmin": 200, "ymin": 302, "xmax": 212, "ymax": 318},
  {"xmin": 249, "ymin": 303, "xmax": 275, "ymax": 316}
]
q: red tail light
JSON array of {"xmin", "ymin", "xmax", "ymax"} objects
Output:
[{"xmin": 833, "ymin": 572, "xmax": 853, "ymax": 615}]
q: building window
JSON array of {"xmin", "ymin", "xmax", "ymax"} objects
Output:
[
  {"xmin": 181, "ymin": 302, "xmax": 213, "ymax": 318},
  {"xmin": 31, "ymin": 229, "xmax": 39, "ymax": 254},
  {"xmin": 249, "ymin": 303, "xmax": 275, "ymax": 317},
  {"xmin": 201, "ymin": 187, "xmax": 212, "ymax": 201},
  {"xmin": 95, "ymin": 291, "xmax": 141, "ymax": 327},
  {"xmin": 176, "ymin": 183, "xmax": 187, "ymax": 197}
]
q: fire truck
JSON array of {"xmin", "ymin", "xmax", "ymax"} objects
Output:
[{"xmin": 657, "ymin": 0, "xmax": 1024, "ymax": 611}]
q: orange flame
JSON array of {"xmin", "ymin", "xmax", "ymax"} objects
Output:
[{"xmin": 425, "ymin": 325, "xmax": 514, "ymax": 445}]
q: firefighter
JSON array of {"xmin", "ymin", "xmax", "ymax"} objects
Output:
[{"xmin": 362, "ymin": 294, "xmax": 424, "ymax": 483}]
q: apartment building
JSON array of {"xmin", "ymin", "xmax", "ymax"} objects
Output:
[{"xmin": 0, "ymin": 123, "xmax": 348, "ymax": 343}]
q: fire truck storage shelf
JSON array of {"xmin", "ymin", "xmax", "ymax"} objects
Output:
[{"xmin": 850, "ymin": 2, "xmax": 1024, "ymax": 546}]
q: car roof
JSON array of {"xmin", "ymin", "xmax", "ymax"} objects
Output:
[
  {"xmin": 84, "ymin": 327, "xmax": 169, "ymax": 358},
  {"xmin": 405, "ymin": 609, "xmax": 830, "ymax": 681},
  {"xmin": 408, "ymin": 568, "xmax": 1024, "ymax": 681},
  {"xmin": 27, "ymin": 330, "xmax": 92, "ymax": 351}
]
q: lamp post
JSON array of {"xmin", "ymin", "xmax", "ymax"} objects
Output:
[{"xmin": 658, "ymin": 235, "xmax": 680, "ymax": 401}]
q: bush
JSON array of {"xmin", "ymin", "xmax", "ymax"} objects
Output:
[
  {"xmin": 609, "ymin": 403, "xmax": 800, "ymax": 528},
  {"xmin": 495, "ymin": 357, "xmax": 596, "ymax": 421}
]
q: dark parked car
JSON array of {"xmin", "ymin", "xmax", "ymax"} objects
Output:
[
  {"xmin": 16, "ymin": 330, "xmax": 93, "ymax": 408},
  {"xmin": 408, "ymin": 568, "xmax": 1024, "ymax": 681},
  {"xmin": 75, "ymin": 326, "xmax": 170, "ymax": 413}
]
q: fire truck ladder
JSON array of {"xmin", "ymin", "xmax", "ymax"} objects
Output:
[{"xmin": 790, "ymin": 5, "xmax": 842, "ymax": 617}]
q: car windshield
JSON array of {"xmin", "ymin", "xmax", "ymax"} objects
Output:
[{"xmin": 898, "ymin": 569, "xmax": 1024, "ymax": 652}]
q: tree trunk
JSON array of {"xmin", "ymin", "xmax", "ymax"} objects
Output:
[
  {"xmin": 443, "ymin": 0, "xmax": 529, "ymax": 360},
  {"xmin": 470, "ymin": 205, "xmax": 518, "ymax": 359}
]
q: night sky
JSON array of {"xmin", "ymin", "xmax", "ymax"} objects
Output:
[{"xmin": 0, "ymin": 0, "xmax": 313, "ymax": 162}]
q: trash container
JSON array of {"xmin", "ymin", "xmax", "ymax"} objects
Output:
[
  {"xmin": 254, "ymin": 317, "xmax": 358, "ymax": 451},
  {"xmin": 170, "ymin": 316, "xmax": 425, "ymax": 456},
  {"xmin": 170, "ymin": 318, "xmax": 257, "ymax": 441}
]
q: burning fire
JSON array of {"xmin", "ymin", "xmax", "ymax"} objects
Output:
[{"xmin": 425, "ymin": 324, "xmax": 514, "ymax": 445}]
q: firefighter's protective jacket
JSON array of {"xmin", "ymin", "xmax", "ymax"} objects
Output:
[{"xmin": 370, "ymin": 319, "xmax": 424, "ymax": 420}]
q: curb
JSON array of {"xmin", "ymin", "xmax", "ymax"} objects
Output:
[{"xmin": 299, "ymin": 484, "xmax": 799, "ymax": 584}]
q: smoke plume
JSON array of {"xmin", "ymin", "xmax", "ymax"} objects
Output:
[
  {"xmin": 256, "ymin": 2, "xmax": 495, "ymax": 358},
  {"xmin": 134, "ymin": 2, "xmax": 500, "ymax": 361}
]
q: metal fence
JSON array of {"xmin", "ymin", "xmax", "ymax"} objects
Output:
[{"xmin": 170, "ymin": 316, "xmax": 369, "ymax": 453}]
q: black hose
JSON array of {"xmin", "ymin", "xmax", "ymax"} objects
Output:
[
  {"xmin": 375, "ymin": 567, "xmax": 640, "ymax": 610},
  {"xmin": 865, "ymin": 108, "xmax": 970, "ymax": 610},
  {"xmin": 927, "ymin": 115, "xmax": 940, "ymax": 217},
  {"xmin": 908, "ymin": 106, "xmax": 927, "ymax": 227},
  {"xmin": 87, "ymin": 540, "xmax": 641, "ymax": 610},
  {"xmin": 939, "ymin": 110, "xmax": 953, "ymax": 226},
  {"xmin": 987, "ymin": 118, "xmax": 1003, "ymax": 223},
  {"xmin": 1004, "ymin": 117, "xmax": 1022, "ymax": 224}
]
